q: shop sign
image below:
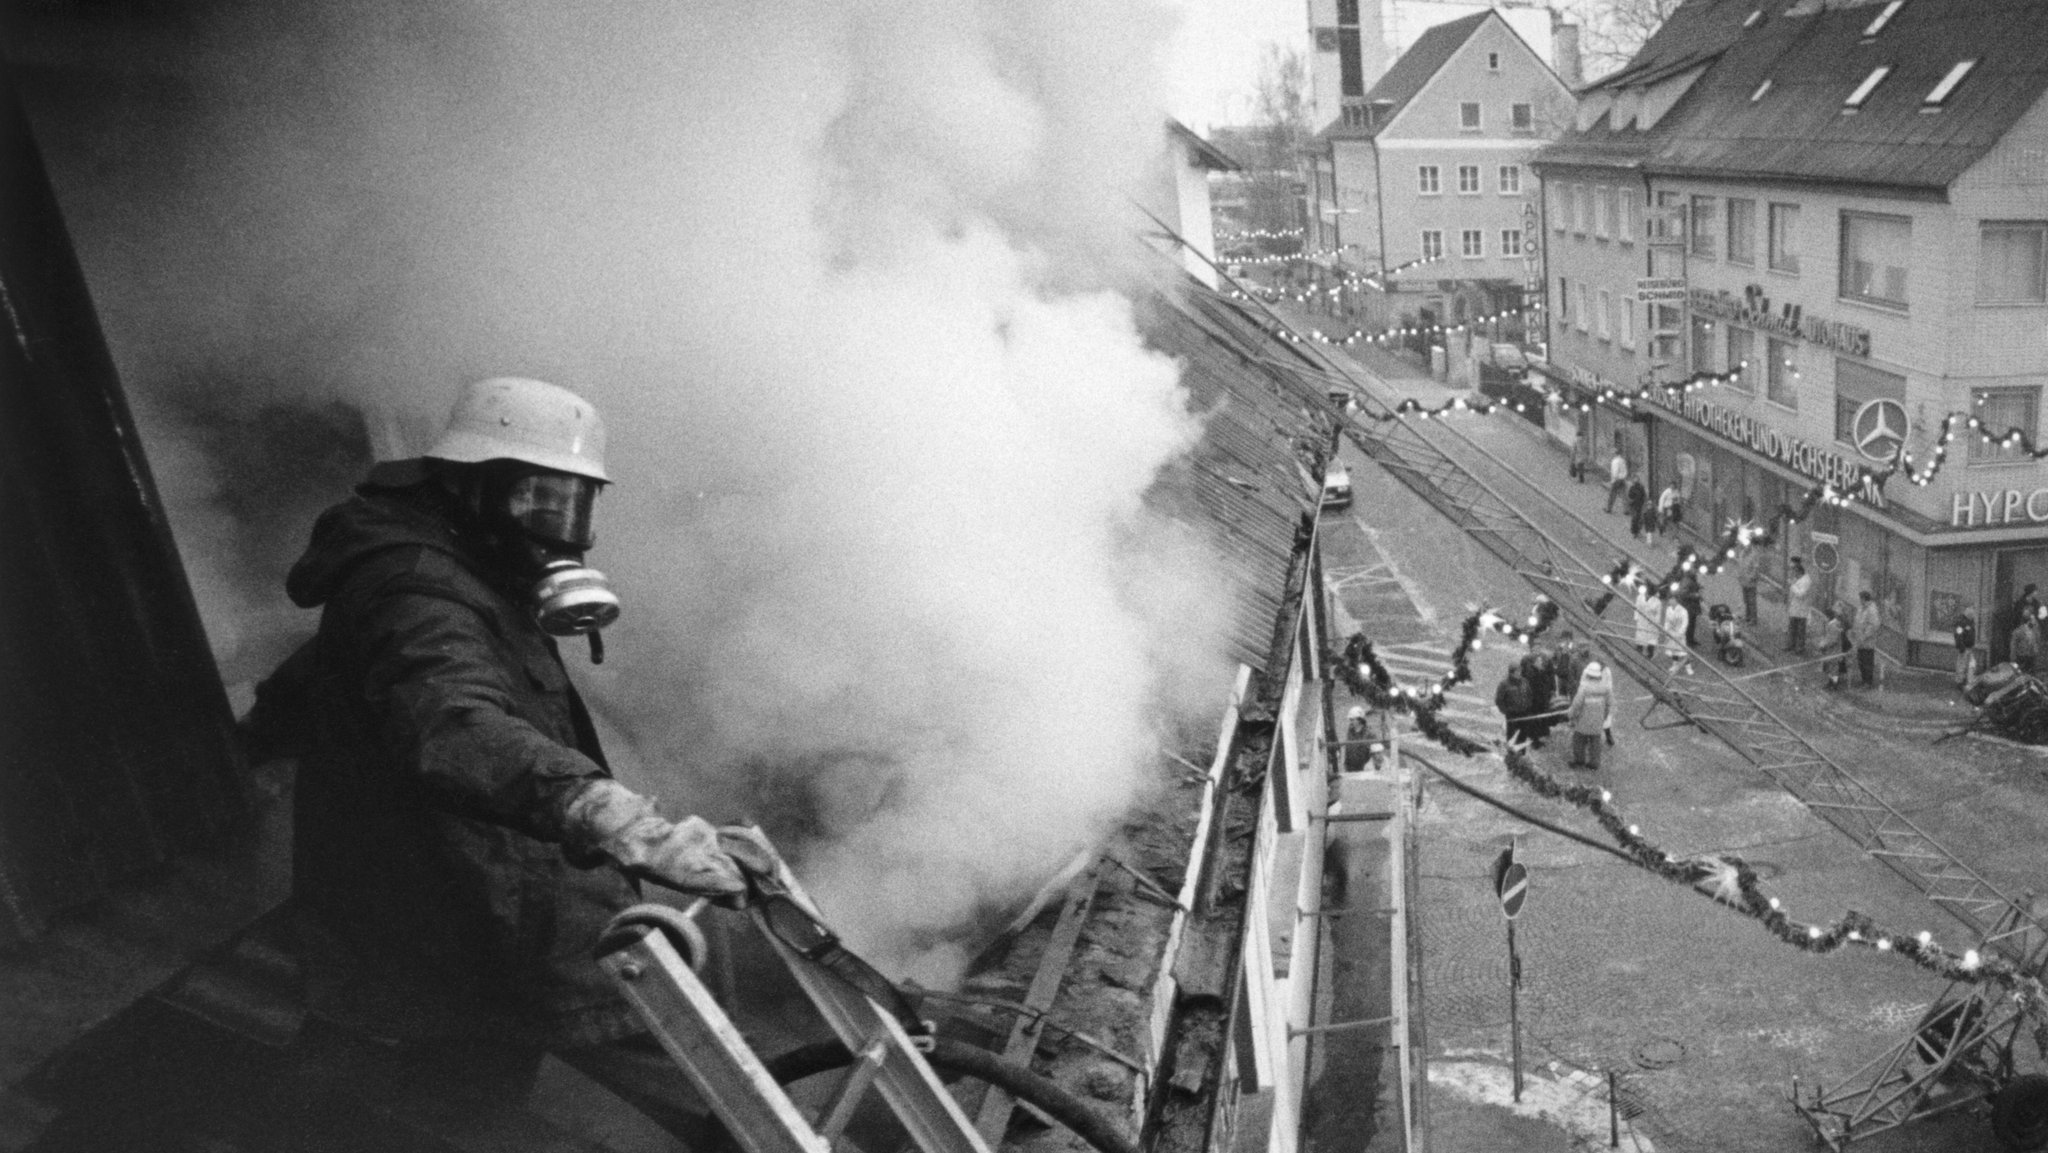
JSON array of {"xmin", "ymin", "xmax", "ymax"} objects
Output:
[
  {"xmin": 1950, "ymin": 488, "xmax": 2048, "ymax": 527},
  {"xmin": 1690, "ymin": 285, "xmax": 1873, "ymax": 359},
  {"xmin": 1648, "ymin": 389, "xmax": 1887, "ymax": 507}
]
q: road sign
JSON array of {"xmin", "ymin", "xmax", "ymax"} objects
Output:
[
  {"xmin": 1497, "ymin": 861, "xmax": 1530, "ymax": 919},
  {"xmin": 1637, "ymin": 277, "xmax": 1689, "ymax": 303}
]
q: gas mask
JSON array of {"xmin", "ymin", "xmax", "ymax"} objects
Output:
[{"xmin": 479, "ymin": 467, "xmax": 622, "ymax": 660}]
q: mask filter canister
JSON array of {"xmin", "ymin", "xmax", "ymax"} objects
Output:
[{"xmin": 532, "ymin": 559, "xmax": 621, "ymax": 663}]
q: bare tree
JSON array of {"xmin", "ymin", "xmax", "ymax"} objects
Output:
[
  {"xmin": 1234, "ymin": 43, "xmax": 1310, "ymax": 251},
  {"xmin": 1566, "ymin": 0, "xmax": 1686, "ymax": 81}
]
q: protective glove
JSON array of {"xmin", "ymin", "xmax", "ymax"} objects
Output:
[
  {"xmin": 715, "ymin": 825, "xmax": 784, "ymax": 885},
  {"xmin": 563, "ymin": 779, "xmax": 746, "ymax": 899}
]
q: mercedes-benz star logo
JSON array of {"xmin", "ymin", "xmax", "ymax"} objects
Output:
[{"xmin": 1851, "ymin": 398, "xmax": 1908, "ymax": 463}]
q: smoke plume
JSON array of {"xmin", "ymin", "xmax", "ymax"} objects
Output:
[{"xmin": 29, "ymin": 0, "xmax": 1235, "ymax": 979}]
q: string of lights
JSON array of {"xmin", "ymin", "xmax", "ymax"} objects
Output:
[{"xmin": 1333, "ymin": 608, "xmax": 2047, "ymax": 1002}]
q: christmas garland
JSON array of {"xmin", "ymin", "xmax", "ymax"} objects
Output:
[{"xmin": 1332, "ymin": 614, "xmax": 2048, "ymax": 1006}]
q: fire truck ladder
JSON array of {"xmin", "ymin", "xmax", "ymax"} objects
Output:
[{"xmin": 1185, "ymin": 289, "xmax": 2048, "ymax": 969}]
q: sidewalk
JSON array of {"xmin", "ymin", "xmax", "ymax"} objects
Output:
[{"xmin": 1288, "ymin": 307, "xmax": 1977, "ymax": 727}]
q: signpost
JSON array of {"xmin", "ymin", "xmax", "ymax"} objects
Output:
[{"xmin": 1493, "ymin": 843, "xmax": 1529, "ymax": 1101}]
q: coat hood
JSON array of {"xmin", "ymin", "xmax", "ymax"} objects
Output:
[{"xmin": 286, "ymin": 461, "xmax": 470, "ymax": 609}]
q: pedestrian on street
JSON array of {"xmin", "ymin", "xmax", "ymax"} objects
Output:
[
  {"xmin": 1735, "ymin": 547, "xmax": 1764, "ymax": 626},
  {"xmin": 1549, "ymin": 629, "xmax": 1588, "ymax": 698},
  {"xmin": 1657, "ymin": 482, "xmax": 1683, "ymax": 538},
  {"xmin": 2013, "ymin": 613, "xmax": 2041, "ymax": 677},
  {"xmin": 1660, "ymin": 589, "xmax": 1693, "ymax": 678},
  {"xmin": 1570, "ymin": 436, "xmax": 1591, "ymax": 483},
  {"xmin": 1625, "ymin": 477, "xmax": 1649, "ymax": 540},
  {"xmin": 1632, "ymin": 579, "xmax": 1662, "ymax": 658},
  {"xmin": 1565, "ymin": 661, "xmax": 1613, "ymax": 770},
  {"xmin": 1523, "ymin": 652, "xmax": 1557, "ymax": 747},
  {"xmin": 1605, "ymin": 450, "xmax": 1630, "ymax": 513},
  {"xmin": 1495, "ymin": 662, "xmax": 1535, "ymax": 745},
  {"xmin": 1820, "ymin": 604, "xmax": 1850, "ymax": 689},
  {"xmin": 1785, "ymin": 558, "xmax": 1813, "ymax": 654},
  {"xmin": 1954, "ymin": 607, "xmax": 1979, "ymax": 689},
  {"xmin": 1851, "ymin": 590, "xmax": 1883, "ymax": 688},
  {"xmin": 1678, "ymin": 571, "xmax": 1706, "ymax": 649}
]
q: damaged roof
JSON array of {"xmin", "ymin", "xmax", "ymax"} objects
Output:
[{"xmin": 1539, "ymin": 0, "xmax": 2048, "ymax": 191}]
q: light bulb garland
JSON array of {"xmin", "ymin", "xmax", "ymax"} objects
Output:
[{"xmin": 1332, "ymin": 609, "xmax": 2048, "ymax": 1005}]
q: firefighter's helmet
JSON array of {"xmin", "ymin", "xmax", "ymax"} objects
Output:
[{"xmin": 426, "ymin": 377, "xmax": 609, "ymax": 482}]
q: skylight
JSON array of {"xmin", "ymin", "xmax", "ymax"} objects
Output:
[
  {"xmin": 1844, "ymin": 65, "xmax": 1892, "ymax": 109},
  {"xmin": 1863, "ymin": 0, "xmax": 1904, "ymax": 36},
  {"xmin": 1743, "ymin": 8, "xmax": 1764, "ymax": 27},
  {"xmin": 1924, "ymin": 59, "xmax": 1977, "ymax": 106},
  {"xmin": 1751, "ymin": 78, "xmax": 1773, "ymax": 102}
]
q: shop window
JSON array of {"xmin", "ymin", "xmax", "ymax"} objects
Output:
[
  {"xmin": 1725, "ymin": 325, "xmax": 1754, "ymax": 390},
  {"xmin": 1970, "ymin": 386, "xmax": 2040, "ymax": 464},
  {"xmin": 1840, "ymin": 210, "xmax": 1911, "ymax": 308},
  {"xmin": 1978, "ymin": 222, "xmax": 2048, "ymax": 303},
  {"xmin": 1726, "ymin": 198, "xmax": 1756, "ymax": 265},
  {"xmin": 1834, "ymin": 359, "xmax": 1907, "ymax": 443},
  {"xmin": 1767, "ymin": 337, "xmax": 1798, "ymax": 407},
  {"xmin": 1690, "ymin": 195, "xmax": 1718, "ymax": 259},
  {"xmin": 1769, "ymin": 202, "xmax": 1801, "ymax": 273}
]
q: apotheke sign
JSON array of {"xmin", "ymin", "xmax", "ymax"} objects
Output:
[
  {"xmin": 1648, "ymin": 389, "xmax": 1887, "ymax": 506},
  {"xmin": 1952, "ymin": 488, "xmax": 2048, "ymax": 527},
  {"xmin": 1689, "ymin": 285, "xmax": 1873, "ymax": 359}
]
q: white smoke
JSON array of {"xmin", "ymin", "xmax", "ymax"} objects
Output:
[{"xmin": 31, "ymin": 0, "xmax": 1237, "ymax": 978}]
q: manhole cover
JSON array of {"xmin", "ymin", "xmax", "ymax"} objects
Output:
[{"xmin": 1634, "ymin": 1038, "xmax": 1686, "ymax": 1069}]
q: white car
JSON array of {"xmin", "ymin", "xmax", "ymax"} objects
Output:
[{"xmin": 1321, "ymin": 463, "xmax": 1352, "ymax": 510}]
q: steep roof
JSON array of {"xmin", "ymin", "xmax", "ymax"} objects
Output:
[
  {"xmin": 1168, "ymin": 119, "xmax": 1245, "ymax": 172},
  {"xmin": 1537, "ymin": 0, "xmax": 2048, "ymax": 191},
  {"xmin": 1321, "ymin": 10, "xmax": 1493, "ymax": 140}
]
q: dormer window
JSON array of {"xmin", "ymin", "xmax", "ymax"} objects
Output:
[
  {"xmin": 1862, "ymin": 0, "xmax": 1904, "ymax": 36},
  {"xmin": 1742, "ymin": 8, "xmax": 1764, "ymax": 27},
  {"xmin": 1924, "ymin": 59, "xmax": 1977, "ymax": 107},
  {"xmin": 1751, "ymin": 78, "xmax": 1773, "ymax": 102},
  {"xmin": 1844, "ymin": 65, "xmax": 1892, "ymax": 110}
]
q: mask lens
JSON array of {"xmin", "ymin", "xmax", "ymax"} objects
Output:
[{"xmin": 505, "ymin": 472, "xmax": 599, "ymax": 549}]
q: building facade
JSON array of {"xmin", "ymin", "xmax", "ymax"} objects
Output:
[
  {"xmin": 1534, "ymin": 0, "xmax": 2048, "ymax": 669},
  {"xmin": 1308, "ymin": 10, "xmax": 1573, "ymax": 332},
  {"xmin": 1305, "ymin": 0, "xmax": 1569, "ymax": 132}
]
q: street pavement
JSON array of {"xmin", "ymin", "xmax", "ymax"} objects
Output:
[{"xmin": 1285, "ymin": 307, "xmax": 2048, "ymax": 1153}]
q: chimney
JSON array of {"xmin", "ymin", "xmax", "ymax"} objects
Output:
[{"xmin": 1553, "ymin": 20, "xmax": 1583, "ymax": 89}]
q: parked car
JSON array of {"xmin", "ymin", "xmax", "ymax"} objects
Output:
[{"xmin": 1321, "ymin": 462, "xmax": 1352, "ymax": 510}]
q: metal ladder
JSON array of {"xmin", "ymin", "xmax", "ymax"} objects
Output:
[{"xmin": 594, "ymin": 889, "xmax": 990, "ymax": 1153}]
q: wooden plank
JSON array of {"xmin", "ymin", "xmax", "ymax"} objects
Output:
[{"xmin": 974, "ymin": 863, "xmax": 1104, "ymax": 1146}]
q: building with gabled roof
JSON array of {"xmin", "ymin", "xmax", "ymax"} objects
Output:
[
  {"xmin": 1306, "ymin": 9, "xmax": 1572, "ymax": 332},
  {"xmin": 1533, "ymin": 0, "xmax": 2048, "ymax": 674}
]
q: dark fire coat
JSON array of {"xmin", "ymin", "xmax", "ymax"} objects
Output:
[{"xmin": 277, "ymin": 464, "xmax": 641, "ymax": 1047}]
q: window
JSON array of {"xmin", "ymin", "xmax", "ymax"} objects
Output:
[
  {"xmin": 1690, "ymin": 195, "xmax": 1718, "ymax": 259},
  {"xmin": 1512, "ymin": 103, "xmax": 1534, "ymax": 132},
  {"xmin": 1341, "ymin": 104, "xmax": 1370, "ymax": 128},
  {"xmin": 1726, "ymin": 198, "xmax": 1756, "ymax": 264},
  {"xmin": 1692, "ymin": 317, "xmax": 1718, "ymax": 374},
  {"xmin": 1845, "ymin": 65, "xmax": 1892, "ymax": 110},
  {"xmin": 1769, "ymin": 202, "xmax": 1801, "ymax": 273},
  {"xmin": 1460, "ymin": 229, "xmax": 1484, "ymax": 258},
  {"xmin": 1421, "ymin": 230, "xmax": 1444, "ymax": 260},
  {"xmin": 1597, "ymin": 186, "xmax": 1617, "ymax": 239},
  {"xmin": 1979, "ymin": 222, "xmax": 2048, "ymax": 303},
  {"xmin": 1418, "ymin": 165, "xmax": 1441, "ymax": 194},
  {"xmin": 1766, "ymin": 337, "xmax": 1798, "ymax": 407},
  {"xmin": 1597, "ymin": 288, "xmax": 1613, "ymax": 338},
  {"xmin": 1574, "ymin": 184, "xmax": 1591, "ymax": 233},
  {"xmin": 1488, "ymin": 51, "xmax": 1502, "ymax": 70},
  {"xmin": 1971, "ymin": 387, "xmax": 2041, "ymax": 464},
  {"xmin": 1925, "ymin": 60, "xmax": 1977, "ymax": 107},
  {"xmin": 1555, "ymin": 184, "xmax": 1573, "ymax": 231},
  {"xmin": 1558, "ymin": 277, "xmax": 1572, "ymax": 326},
  {"xmin": 1620, "ymin": 190, "xmax": 1637, "ymax": 243},
  {"xmin": 1576, "ymin": 281, "xmax": 1591, "ymax": 332},
  {"xmin": 1338, "ymin": 0, "xmax": 1364, "ymax": 97},
  {"xmin": 1835, "ymin": 359, "xmax": 1907, "ymax": 444},
  {"xmin": 1862, "ymin": 0, "xmax": 1903, "ymax": 37},
  {"xmin": 1619, "ymin": 299, "xmax": 1636, "ymax": 348},
  {"xmin": 1501, "ymin": 228, "xmax": 1523, "ymax": 256},
  {"xmin": 1725, "ymin": 326, "xmax": 1754, "ymax": 390},
  {"xmin": 1458, "ymin": 164, "xmax": 1481, "ymax": 194},
  {"xmin": 1499, "ymin": 164, "xmax": 1521, "ymax": 194},
  {"xmin": 1461, "ymin": 102, "xmax": 1482, "ymax": 130},
  {"xmin": 1840, "ymin": 210, "xmax": 1911, "ymax": 307}
]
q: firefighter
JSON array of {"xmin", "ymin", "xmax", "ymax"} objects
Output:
[{"xmin": 265, "ymin": 377, "xmax": 756, "ymax": 1140}]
